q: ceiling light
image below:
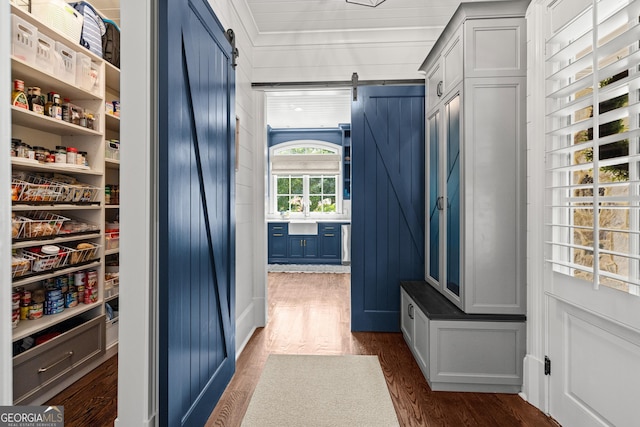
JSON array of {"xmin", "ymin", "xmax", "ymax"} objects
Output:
[{"xmin": 346, "ymin": 0, "xmax": 387, "ymax": 7}]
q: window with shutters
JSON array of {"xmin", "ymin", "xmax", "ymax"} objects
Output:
[{"xmin": 545, "ymin": 0, "xmax": 640, "ymax": 296}]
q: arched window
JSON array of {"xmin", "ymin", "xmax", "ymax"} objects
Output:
[{"xmin": 270, "ymin": 141, "xmax": 342, "ymax": 215}]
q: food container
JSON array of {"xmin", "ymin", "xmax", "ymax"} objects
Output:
[
  {"xmin": 12, "ymin": 291, "xmax": 21, "ymax": 310},
  {"xmin": 66, "ymin": 147, "xmax": 78, "ymax": 164},
  {"xmin": 55, "ymin": 145, "xmax": 67, "ymax": 163},
  {"xmin": 12, "ymin": 310, "xmax": 20, "ymax": 328},
  {"xmin": 65, "ymin": 291, "xmax": 78, "ymax": 308},
  {"xmin": 28, "ymin": 303, "xmax": 44, "ymax": 320}
]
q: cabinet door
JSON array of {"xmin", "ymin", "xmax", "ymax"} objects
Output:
[
  {"xmin": 400, "ymin": 289, "xmax": 414, "ymax": 348},
  {"xmin": 289, "ymin": 237, "xmax": 304, "ymax": 259},
  {"xmin": 319, "ymin": 224, "xmax": 341, "ymax": 259},
  {"xmin": 445, "ymin": 93, "xmax": 461, "ymax": 298},
  {"xmin": 426, "ymin": 110, "xmax": 441, "ymax": 288},
  {"xmin": 303, "ymin": 236, "xmax": 318, "ymax": 259},
  {"xmin": 269, "ymin": 232, "xmax": 287, "ymax": 259},
  {"xmin": 413, "ymin": 305, "xmax": 430, "ymax": 378},
  {"xmin": 268, "ymin": 224, "xmax": 288, "ymax": 260}
]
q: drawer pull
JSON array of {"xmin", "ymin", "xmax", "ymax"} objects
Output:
[
  {"xmin": 38, "ymin": 351, "xmax": 73, "ymax": 373},
  {"xmin": 272, "ymin": 233, "xmax": 284, "ymax": 237},
  {"xmin": 324, "ymin": 233, "xmax": 335, "ymax": 237},
  {"xmin": 272, "ymin": 226, "xmax": 283, "ymax": 230}
]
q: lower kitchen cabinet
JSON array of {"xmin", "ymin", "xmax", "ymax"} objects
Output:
[
  {"xmin": 268, "ymin": 222, "xmax": 347, "ymax": 264},
  {"xmin": 318, "ymin": 223, "xmax": 341, "ymax": 260},
  {"xmin": 401, "ymin": 281, "xmax": 526, "ymax": 393},
  {"xmin": 288, "ymin": 236, "xmax": 318, "ymax": 260}
]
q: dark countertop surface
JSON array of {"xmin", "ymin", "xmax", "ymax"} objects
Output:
[{"xmin": 400, "ymin": 281, "xmax": 526, "ymax": 322}]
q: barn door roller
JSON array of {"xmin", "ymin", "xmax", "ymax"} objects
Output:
[
  {"xmin": 225, "ymin": 29, "xmax": 239, "ymax": 69},
  {"xmin": 352, "ymin": 72, "xmax": 359, "ymax": 101}
]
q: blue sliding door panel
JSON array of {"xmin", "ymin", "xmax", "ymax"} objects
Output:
[
  {"xmin": 351, "ymin": 85, "xmax": 425, "ymax": 332},
  {"xmin": 158, "ymin": 0, "xmax": 235, "ymax": 426}
]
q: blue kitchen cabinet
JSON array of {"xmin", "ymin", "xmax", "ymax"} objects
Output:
[
  {"xmin": 318, "ymin": 223, "xmax": 341, "ymax": 260},
  {"xmin": 268, "ymin": 222, "xmax": 346, "ymax": 264},
  {"xmin": 288, "ymin": 236, "xmax": 318, "ymax": 260},
  {"xmin": 268, "ymin": 223, "xmax": 288, "ymax": 262}
]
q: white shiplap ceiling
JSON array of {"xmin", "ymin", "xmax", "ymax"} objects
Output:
[
  {"xmin": 89, "ymin": 0, "xmax": 499, "ymax": 128},
  {"xmin": 245, "ymin": 0, "xmax": 460, "ymax": 34}
]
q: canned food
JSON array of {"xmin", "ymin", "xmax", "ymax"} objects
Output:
[
  {"xmin": 77, "ymin": 285, "xmax": 85, "ymax": 303},
  {"xmin": 65, "ymin": 291, "xmax": 78, "ymax": 308},
  {"xmin": 45, "ymin": 289, "xmax": 63, "ymax": 300},
  {"xmin": 83, "ymin": 286, "xmax": 98, "ymax": 304},
  {"xmin": 45, "ymin": 298, "xmax": 65, "ymax": 310},
  {"xmin": 44, "ymin": 306, "xmax": 65, "ymax": 316},
  {"xmin": 12, "ymin": 310, "xmax": 20, "ymax": 328},
  {"xmin": 55, "ymin": 275, "xmax": 69, "ymax": 293},
  {"xmin": 21, "ymin": 290, "xmax": 32, "ymax": 306},
  {"xmin": 74, "ymin": 271, "xmax": 86, "ymax": 287},
  {"xmin": 87, "ymin": 270, "xmax": 98, "ymax": 287},
  {"xmin": 28, "ymin": 303, "xmax": 44, "ymax": 320},
  {"xmin": 12, "ymin": 291, "xmax": 21, "ymax": 310},
  {"xmin": 20, "ymin": 305, "xmax": 29, "ymax": 320}
]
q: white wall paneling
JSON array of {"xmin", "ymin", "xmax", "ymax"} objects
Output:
[
  {"xmin": 0, "ymin": 0, "xmax": 12, "ymax": 405},
  {"xmin": 115, "ymin": 0, "xmax": 156, "ymax": 425}
]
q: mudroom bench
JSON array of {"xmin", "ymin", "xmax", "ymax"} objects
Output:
[{"xmin": 400, "ymin": 281, "xmax": 526, "ymax": 393}]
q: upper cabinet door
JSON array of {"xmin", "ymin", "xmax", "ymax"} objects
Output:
[
  {"xmin": 442, "ymin": 28, "xmax": 463, "ymax": 96},
  {"xmin": 464, "ymin": 17, "xmax": 526, "ymax": 78}
]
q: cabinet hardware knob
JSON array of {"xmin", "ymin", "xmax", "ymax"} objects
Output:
[
  {"xmin": 38, "ymin": 351, "xmax": 74, "ymax": 373},
  {"xmin": 436, "ymin": 81, "xmax": 443, "ymax": 97},
  {"xmin": 408, "ymin": 303, "xmax": 414, "ymax": 319},
  {"xmin": 436, "ymin": 196, "xmax": 444, "ymax": 210}
]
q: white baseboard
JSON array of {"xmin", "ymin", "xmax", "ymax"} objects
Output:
[{"xmin": 521, "ymin": 354, "xmax": 547, "ymax": 412}]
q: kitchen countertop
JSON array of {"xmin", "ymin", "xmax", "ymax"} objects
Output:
[{"xmin": 267, "ymin": 218, "xmax": 350, "ymax": 223}]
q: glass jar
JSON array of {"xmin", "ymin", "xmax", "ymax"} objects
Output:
[
  {"xmin": 79, "ymin": 151, "xmax": 89, "ymax": 167},
  {"xmin": 10, "ymin": 138, "xmax": 20, "ymax": 157},
  {"xmin": 55, "ymin": 146, "xmax": 67, "ymax": 163},
  {"xmin": 66, "ymin": 146, "xmax": 78, "ymax": 164},
  {"xmin": 26, "ymin": 144, "xmax": 35, "ymax": 160},
  {"xmin": 34, "ymin": 146, "xmax": 47, "ymax": 163},
  {"xmin": 16, "ymin": 141, "xmax": 27, "ymax": 158}
]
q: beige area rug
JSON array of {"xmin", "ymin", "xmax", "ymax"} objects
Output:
[{"xmin": 241, "ymin": 354, "xmax": 400, "ymax": 427}]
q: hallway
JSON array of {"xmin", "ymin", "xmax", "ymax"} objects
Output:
[{"xmin": 206, "ymin": 273, "xmax": 558, "ymax": 426}]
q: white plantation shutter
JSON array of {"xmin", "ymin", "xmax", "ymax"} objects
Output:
[{"xmin": 545, "ymin": 0, "xmax": 640, "ymax": 295}]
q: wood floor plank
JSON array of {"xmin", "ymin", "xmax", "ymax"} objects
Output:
[
  {"xmin": 47, "ymin": 272, "xmax": 559, "ymax": 427},
  {"xmin": 206, "ymin": 272, "xmax": 560, "ymax": 427}
]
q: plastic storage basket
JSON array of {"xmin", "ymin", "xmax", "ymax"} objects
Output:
[
  {"xmin": 30, "ymin": 0, "xmax": 84, "ymax": 44},
  {"xmin": 54, "ymin": 41, "xmax": 76, "ymax": 85},
  {"xmin": 11, "ymin": 14, "xmax": 37, "ymax": 65},
  {"xmin": 75, "ymin": 51, "xmax": 101, "ymax": 95},
  {"xmin": 35, "ymin": 31, "xmax": 55, "ymax": 74}
]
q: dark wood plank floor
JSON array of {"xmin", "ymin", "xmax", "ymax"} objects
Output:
[
  {"xmin": 48, "ymin": 272, "xmax": 559, "ymax": 426},
  {"xmin": 207, "ymin": 272, "xmax": 559, "ymax": 427},
  {"xmin": 46, "ymin": 353, "xmax": 117, "ymax": 427}
]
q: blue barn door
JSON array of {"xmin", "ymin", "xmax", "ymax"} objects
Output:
[
  {"xmin": 351, "ymin": 85, "xmax": 425, "ymax": 331},
  {"xmin": 157, "ymin": 0, "xmax": 235, "ymax": 425}
]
